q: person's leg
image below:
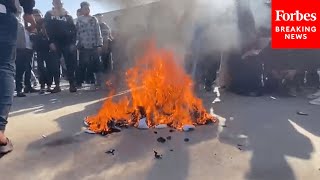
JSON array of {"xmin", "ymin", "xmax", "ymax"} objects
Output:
[
  {"xmin": 101, "ymin": 52, "xmax": 107, "ymax": 73},
  {"xmin": 309, "ymin": 70, "xmax": 320, "ymax": 105},
  {"xmin": 42, "ymin": 51, "xmax": 52, "ymax": 84},
  {"xmin": 15, "ymin": 49, "xmax": 26, "ymax": 96},
  {"xmin": 309, "ymin": 69, "xmax": 320, "ymax": 104},
  {"xmin": 76, "ymin": 49, "xmax": 89, "ymax": 86},
  {"xmin": 86, "ymin": 51, "xmax": 95, "ymax": 85},
  {"xmin": 37, "ymin": 51, "xmax": 46, "ymax": 90},
  {"xmin": 285, "ymin": 70, "xmax": 298, "ymax": 96},
  {"xmin": 38, "ymin": 50, "xmax": 53, "ymax": 91},
  {"xmin": 86, "ymin": 69, "xmax": 95, "ymax": 84},
  {"xmin": 62, "ymin": 44, "xmax": 77, "ymax": 92},
  {"xmin": 308, "ymin": 52, "xmax": 320, "ymax": 104},
  {"xmin": 0, "ymin": 44, "xmax": 16, "ymax": 133},
  {"xmin": 90, "ymin": 49, "xmax": 103, "ymax": 87},
  {"xmin": 101, "ymin": 52, "xmax": 113, "ymax": 74},
  {"xmin": 229, "ymin": 53, "xmax": 246, "ymax": 94},
  {"xmin": 23, "ymin": 49, "xmax": 38, "ymax": 93},
  {"xmin": 0, "ymin": 12, "xmax": 18, "ymax": 151},
  {"xmin": 60, "ymin": 57, "xmax": 68, "ymax": 80},
  {"xmin": 31, "ymin": 70, "xmax": 39, "ymax": 86},
  {"xmin": 109, "ymin": 52, "xmax": 113, "ymax": 73},
  {"xmin": 47, "ymin": 50, "xmax": 61, "ymax": 93},
  {"xmin": 216, "ymin": 52, "xmax": 230, "ymax": 89},
  {"xmin": 24, "ymin": 56, "xmax": 31, "ymax": 91},
  {"xmin": 203, "ymin": 54, "xmax": 220, "ymax": 92}
]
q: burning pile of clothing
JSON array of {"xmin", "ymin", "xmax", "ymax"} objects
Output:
[{"xmin": 85, "ymin": 41, "xmax": 218, "ymax": 135}]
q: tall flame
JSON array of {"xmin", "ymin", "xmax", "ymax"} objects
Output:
[{"xmin": 86, "ymin": 41, "xmax": 217, "ymax": 133}]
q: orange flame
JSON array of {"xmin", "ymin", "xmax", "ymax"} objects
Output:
[{"xmin": 86, "ymin": 41, "xmax": 217, "ymax": 133}]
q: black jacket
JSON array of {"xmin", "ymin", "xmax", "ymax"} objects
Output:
[
  {"xmin": 44, "ymin": 10, "xmax": 76, "ymax": 46},
  {"xmin": 30, "ymin": 19, "xmax": 50, "ymax": 52},
  {"xmin": 0, "ymin": 0, "xmax": 35, "ymax": 14}
]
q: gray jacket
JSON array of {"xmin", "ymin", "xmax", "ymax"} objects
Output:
[{"xmin": 76, "ymin": 15, "xmax": 103, "ymax": 49}]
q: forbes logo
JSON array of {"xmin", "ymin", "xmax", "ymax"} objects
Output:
[{"xmin": 275, "ymin": 10, "xmax": 317, "ymax": 22}]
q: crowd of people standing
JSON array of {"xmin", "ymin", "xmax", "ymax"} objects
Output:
[
  {"xmin": 1, "ymin": 0, "xmax": 114, "ymax": 155},
  {"xmin": 15, "ymin": 0, "xmax": 113, "ymax": 97}
]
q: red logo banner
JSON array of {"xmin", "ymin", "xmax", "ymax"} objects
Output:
[{"xmin": 272, "ymin": 0, "xmax": 320, "ymax": 49}]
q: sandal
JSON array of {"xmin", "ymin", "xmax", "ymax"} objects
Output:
[{"xmin": 0, "ymin": 138, "xmax": 13, "ymax": 155}]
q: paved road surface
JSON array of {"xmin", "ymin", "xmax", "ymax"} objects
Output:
[{"xmin": 0, "ymin": 88, "xmax": 319, "ymax": 180}]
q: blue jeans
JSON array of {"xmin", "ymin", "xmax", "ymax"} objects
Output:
[{"xmin": 0, "ymin": 12, "xmax": 18, "ymax": 131}]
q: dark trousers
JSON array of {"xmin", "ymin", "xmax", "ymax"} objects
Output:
[
  {"xmin": 50, "ymin": 44, "xmax": 77, "ymax": 86},
  {"xmin": 229, "ymin": 53, "xmax": 263, "ymax": 95},
  {"xmin": 0, "ymin": 12, "xmax": 18, "ymax": 131},
  {"xmin": 37, "ymin": 50, "xmax": 52, "ymax": 88},
  {"xmin": 15, "ymin": 48, "xmax": 33, "ymax": 92},
  {"xmin": 101, "ymin": 52, "xmax": 113, "ymax": 73},
  {"xmin": 77, "ymin": 48, "xmax": 101, "ymax": 84},
  {"xmin": 196, "ymin": 54, "xmax": 220, "ymax": 90}
]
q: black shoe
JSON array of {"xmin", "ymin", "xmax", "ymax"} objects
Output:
[
  {"xmin": 50, "ymin": 86, "xmax": 61, "ymax": 93},
  {"xmin": 46, "ymin": 86, "xmax": 52, "ymax": 92},
  {"xmin": 17, "ymin": 92, "xmax": 26, "ymax": 97},
  {"xmin": 24, "ymin": 88, "xmax": 40, "ymax": 93},
  {"xmin": 39, "ymin": 88, "xmax": 46, "ymax": 94},
  {"xmin": 69, "ymin": 85, "xmax": 77, "ymax": 93}
]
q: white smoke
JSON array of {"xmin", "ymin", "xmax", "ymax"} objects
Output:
[{"xmin": 95, "ymin": 0, "xmax": 270, "ymax": 63}]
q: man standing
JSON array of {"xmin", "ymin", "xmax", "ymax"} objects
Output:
[
  {"xmin": 76, "ymin": 2, "xmax": 103, "ymax": 89},
  {"xmin": 44, "ymin": 0, "xmax": 77, "ymax": 93},
  {"xmin": 32, "ymin": 9, "xmax": 52, "ymax": 93},
  {"xmin": 0, "ymin": 0, "xmax": 35, "ymax": 155},
  {"xmin": 15, "ymin": 8, "xmax": 38, "ymax": 97},
  {"xmin": 96, "ymin": 13, "xmax": 113, "ymax": 73}
]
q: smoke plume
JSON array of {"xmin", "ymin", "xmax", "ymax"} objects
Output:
[{"xmin": 96, "ymin": 0, "xmax": 270, "ymax": 64}]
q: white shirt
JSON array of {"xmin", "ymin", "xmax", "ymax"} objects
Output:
[
  {"xmin": 17, "ymin": 14, "xmax": 33, "ymax": 49},
  {"xmin": 24, "ymin": 29, "xmax": 32, "ymax": 50}
]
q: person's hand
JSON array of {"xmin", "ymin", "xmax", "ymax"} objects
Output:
[
  {"xmin": 23, "ymin": 14, "xmax": 36, "ymax": 32},
  {"xmin": 25, "ymin": 26, "xmax": 37, "ymax": 33},
  {"xmin": 49, "ymin": 43, "xmax": 57, "ymax": 52}
]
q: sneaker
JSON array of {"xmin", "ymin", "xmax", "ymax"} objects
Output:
[
  {"xmin": 69, "ymin": 85, "xmax": 77, "ymax": 93},
  {"xmin": 307, "ymin": 90, "xmax": 320, "ymax": 99},
  {"xmin": 50, "ymin": 86, "xmax": 61, "ymax": 94},
  {"xmin": 16, "ymin": 92, "xmax": 26, "ymax": 97},
  {"xmin": 309, "ymin": 97, "xmax": 320, "ymax": 105}
]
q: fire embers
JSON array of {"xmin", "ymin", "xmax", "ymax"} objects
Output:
[{"xmin": 85, "ymin": 41, "xmax": 218, "ymax": 135}]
